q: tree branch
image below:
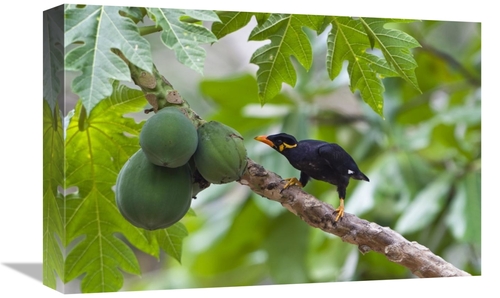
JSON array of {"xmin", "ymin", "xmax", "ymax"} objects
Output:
[{"xmin": 239, "ymin": 158, "xmax": 471, "ymax": 278}]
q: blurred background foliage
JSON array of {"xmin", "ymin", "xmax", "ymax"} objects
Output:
[{"xmin": 120, "ymin": 18, "xmax": 480, "ymax": 291}]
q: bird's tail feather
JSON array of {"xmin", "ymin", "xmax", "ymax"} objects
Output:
[{"xmin": 354, "ymin": 172, "xmax": 369, "ymax": 182}]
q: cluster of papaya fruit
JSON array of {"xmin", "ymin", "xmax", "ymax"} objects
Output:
[{"xmin": 115, "ymin": 107, "xmax": 248, "ymax": 230}]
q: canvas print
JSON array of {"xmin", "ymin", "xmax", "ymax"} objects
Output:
[{"xmin": 43, "ymin": 4, "xmax": 481, "ymax": 294}]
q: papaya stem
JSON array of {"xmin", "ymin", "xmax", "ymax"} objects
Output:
[
  {"xmin": 113, "ymin": 48, "xmax": 206, "ymax": 128},
  {"xmin": 138, "ymin": 25, "xmax": 163, "ymax": 36}
]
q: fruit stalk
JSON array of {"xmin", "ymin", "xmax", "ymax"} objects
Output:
[{"xmin": 112, "ymin": 48, "xmax": 206, "ymax": 128}]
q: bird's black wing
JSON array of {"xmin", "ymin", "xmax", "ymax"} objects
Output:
[{"xmin": 316, "ymin": 143, "xmax": 357, "ymax": 174}]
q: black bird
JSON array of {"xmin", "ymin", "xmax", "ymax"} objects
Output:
[{"xmin": 254, "ymin": 133, "xmax": 369, "ymax": 221}]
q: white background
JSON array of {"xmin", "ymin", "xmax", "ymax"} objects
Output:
[{"xmin": 1, "ymin": 0, "xmax": 496, "ymax": 297}]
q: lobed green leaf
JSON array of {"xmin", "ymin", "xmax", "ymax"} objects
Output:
[
  {"xmin": 360, "ymin": 18, "xmax": 421, "ymax": 91},
  {"xmin": 43, "ymin": 6, "xmax": 64, "ymax": 111},
  {"xmin": 153, "ymin": 222, "xmax": 189, "ymax": 263},
  {"xmin": 146, "ymin": 8, "xmax": 218, "ymax": 74},
  {"xmin": 64, "ymin": 4, "xmax": 153, "ymax": 115},
  {"xmin": 211, "ymin": 11, "xmax": 269, "ymax": 40},
  {"xmin": 43, "ymin": 100, "xmax": 65, "ymax": 289},
  {"xmin": 249, "ymin": 14, "xmax": 326, "ymax": 105},
  {"xmin": 183, "ymin": 9, "xmax": 221, "ymax": 23},
  {"xmin": 327, "ymin": 17, "xmax": 385, "ymax": 116},
  {"xmin": 326, "ymin": 17, "xmax": 420, "ymax": 116},
  {"xmin": 63, "ymin": 84, "xmax": 149, "ymax": 292}
]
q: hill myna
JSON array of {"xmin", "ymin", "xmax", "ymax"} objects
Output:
[{"xmin": 255, "ymin": 133, "xmax": 369, "ymax": 221}]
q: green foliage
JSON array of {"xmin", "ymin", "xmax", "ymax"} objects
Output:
[
  {"xmin": 43, "ymin": 7, "xmax": 64, "ymax": 110},
  {"xmin": 211, "ymin": 11, "xmax": 269, "ymax": 39},
  {"xmin": 395, "ymin": 172, "xmax": 454, "ymax": 234},
  {"xmin": 212, "ymin": 13, "xmax": 421, "ymax": 116},
  {"xmin": 152, "ymin": 223, "xmax": 189, "ymax": 262},
  {"xmin": 64, "ymin": 5, "xmax": 153, "ymax": 115},
  {"xmin": 62, "ymin": 84, "xmax": 188, "ymax": 292},
  {"xmin": 63, "ymin": 5, "xmax": 219, "ymax": 116},
  {"xmin": 327, "ymin": 17, "xmax": 420, "ymax": 116},
  {"xmin": 199, "ymin": 73, "xmax": 291, "ymax": 134},
  {"xmin": 190, "ymin": 198, "xmax": 270, "ymax": 287},
  {"xmin": 446, "ymin": 172, "xmax": 481, "ymax": 244},
  {"xmin": 63, "ymin": 6, "xmax": 422, "ymax": 118},
  {"xmin": 42, "ymin": 100, "xmax": 65, "ymax": 289},
  {"xmin": 248, "ymin": 14, "xmax": 326, "ymax": 104},
  {"xmin": 360, "ymin": 18, "xmax": 420, "ymax": 90},
  {"xmin": 263, "ymin": 212, "xmax": 310, "ymax": 284},
  {"xmin": 146, "ymin": 8, "xmax": 219, "ymax": 74}
]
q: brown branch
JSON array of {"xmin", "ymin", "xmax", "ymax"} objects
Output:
[{"xmin": 239, "ymin": 158, "xmax": 471, "ymax": 278}]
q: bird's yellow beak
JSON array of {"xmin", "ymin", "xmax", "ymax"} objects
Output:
[{"xmin": 254, "ymin": 135, "xmax": 274, "ymax": 147}]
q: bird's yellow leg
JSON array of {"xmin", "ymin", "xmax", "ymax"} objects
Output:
[
  {"xmin": 334, "ymin": 198, "xmax": 345, "ymax": 222},
  {"xmin": 281, "ymin": 177, "xmax": 303, "ymax": 193}
]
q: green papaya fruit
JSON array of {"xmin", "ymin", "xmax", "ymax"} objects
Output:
[
  {"xmin": 115, "ymin": 149, "xmax": 192, "ymax": 230},
  {"xmin": 139, "ymin": 107, "xmax": 198, "ymax": 168},
  {"xmin": 193, "ymin": 121, "xmax": 248, "ymax": 184}
]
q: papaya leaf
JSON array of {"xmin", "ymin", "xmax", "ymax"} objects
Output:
[
  {"xmin": 211, "ymin": 11, "xmax": 269, "ymax": 40},
  {"xmin": 146, "ymin": 8, "xmax": 219, "ymax": 74},
  {"xmin": 122, "ymin": 6, "xmax": 146, "ymax": 23},
  {"xmin": 43, "ymin": 100, "xmax": 65, "ymax": 289},
  {"xmin": 359, "ymin": 18, "xmax": 421, "ymax": 92},
  {"xmin": 63, "ymin": 84, "xmax": 188, "ymax": 292},
  {"xmin": 43, "ymin": 6, "xmax": 64, "ymax": 111},
  {"xmin": 249, "ymin": 14, "xmax": 326, "ymax": 105},
  {"xmin": 64, "ymin": 4, "xmax": 153, "ymax": 115},
  {"xmin": 360, "ymin": 54, "xmax": 400, "ymax": 78},
  {"xmin": 152, "ymin": 222, "xmax": 189, "ymax": 263},
  {"xmin": 327, "ymin": 17, "xmax": 420, "ymax": 116},
  {"xmin": 183, "ymin": 9, "xmax": 221, "ymax": 23},
  {"xmin": 63, "ymin": 85, "xmax": 149, "ymax": 292},
  {"xmin": 327, "ymin": 17, "xmax": 386, "ymax": 116}
]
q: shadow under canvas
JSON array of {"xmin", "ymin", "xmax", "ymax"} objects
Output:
[{"xmin": 3, "ymin": 263, "xmax": 43, "ymax": 283}]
